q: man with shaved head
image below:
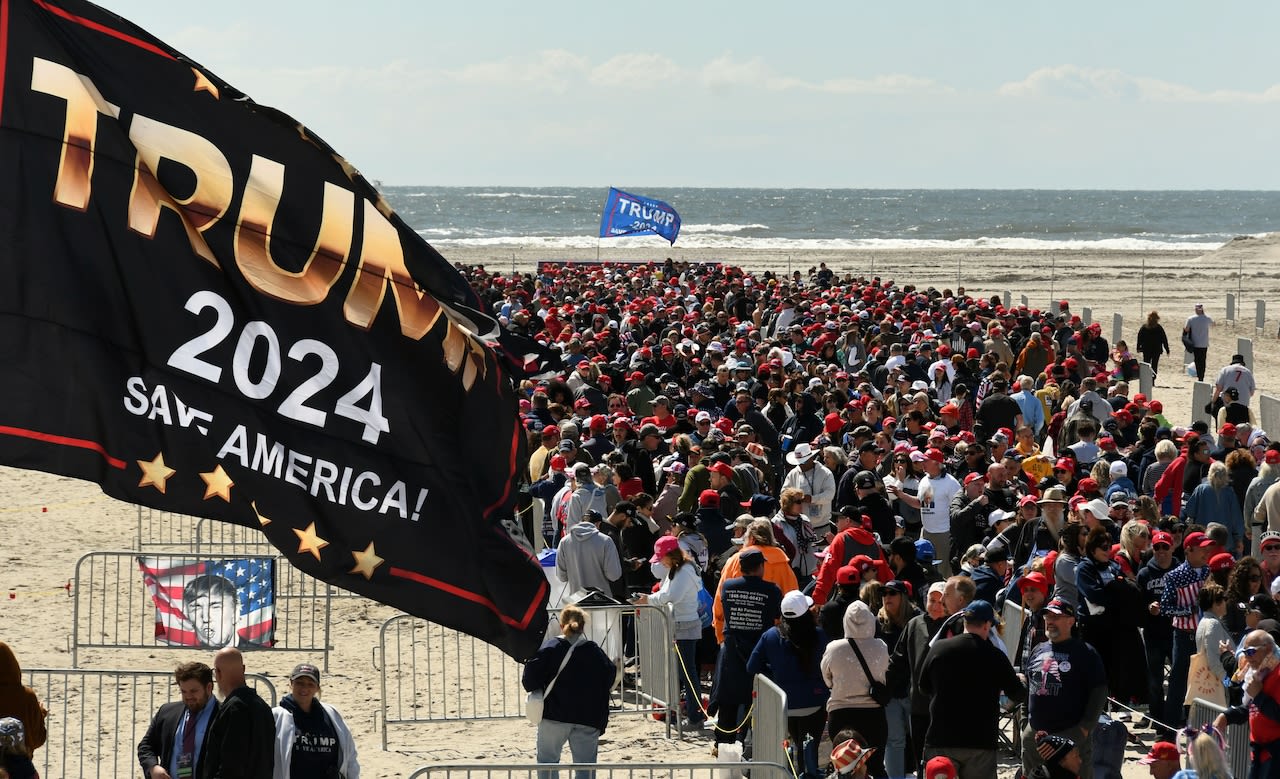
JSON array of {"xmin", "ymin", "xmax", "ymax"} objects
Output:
[{"xmin": 200, "ymin": 647, "xmax": 274, "ymax": 778}]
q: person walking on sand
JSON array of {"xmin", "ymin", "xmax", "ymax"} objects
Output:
[
  {"xmin": 1136, "ymin": 311, "xmax": 1170, "ymax": 377},
  {"xmin": 523, "ymin": 605, "xmax": 617, "ymax": 779},
  {"xmin": 1183, "ymin": 303, "xmax": 1213, "ymax": 382}
]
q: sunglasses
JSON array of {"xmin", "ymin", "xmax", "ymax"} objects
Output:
[
  {"xmin": 1153, "ymin": 543, "xmax": 1171, "ymax": 550},
  {"xmin": 1242, "ymin": 646, "xmax": 1262, "ymax": 657},
  {"xmin": 1264, "ymin": 546, "xmax": 1280, "ymax": 553}
]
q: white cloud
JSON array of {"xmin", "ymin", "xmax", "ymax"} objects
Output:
[
  {"xmin": 589, "ymin": 54, "xmax": 682, "ymax": 87},
  {"xmin": 1000, "ymin": 65, "xmax": 1280, "ymax": 103},
  {"xmin": 450, "ymin": 50, "xmax": 590, "ymax": 92},
  {"xmin": 698, "ymin": 53, "xmax": 943, "ymax": 95}
]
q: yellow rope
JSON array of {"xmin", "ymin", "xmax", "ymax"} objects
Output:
[{"xmin": 669, "ymin": 638, "xmax": 758, "ymax": 735}]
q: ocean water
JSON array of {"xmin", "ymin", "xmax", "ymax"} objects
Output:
[{"xmin": 381, "ymin": 187, "xmax": 1280, "ymax": 252}]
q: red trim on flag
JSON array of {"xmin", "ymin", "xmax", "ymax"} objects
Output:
[
  {"xmin": 0, "ymin": 425, "xmax": 126, "ymax": 469},
  {"xmin": 31, "ymin": 0, "xmax": 175, "ymax": 60},
  {"xmin": 0, "ymin": 0, "xmax": 10, "ymax": 119},
  {"xmin": 482, "ymin": 418, "xmax": 519, "ymax": 520},
  {"xmin": 388, "ymin": 566, "xmax": 547, "ymax": 630}
]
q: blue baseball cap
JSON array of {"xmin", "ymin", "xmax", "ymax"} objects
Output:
[
  {"xmin": 963, "ymin": 599, "xmax": 998, "ymax": 625},
  {"xmin": 914, "ymin": 538, "xmax": 937, "ymax": 565}
]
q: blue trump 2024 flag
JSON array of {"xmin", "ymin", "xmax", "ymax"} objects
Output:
[{"xmin": 599, "ymin": 188, "xmax": 681, "ymax": 244}]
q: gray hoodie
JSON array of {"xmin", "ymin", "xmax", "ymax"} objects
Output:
[
  {"xmin": 555, "ymin": 521, "xmax": 623, "ymax": 594},
  {"xmin": 819, "ymin": 600, "xmax": 890, "ymax": 711}
]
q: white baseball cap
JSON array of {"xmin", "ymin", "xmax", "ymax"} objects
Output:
[{"xmin": 781, "ymin": 590, "xmax": 814, "ymax": 618}]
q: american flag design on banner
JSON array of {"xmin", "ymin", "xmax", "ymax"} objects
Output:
[{"xmin": 137, "ymin": 557, "xmax": 275, "ymax": 648}]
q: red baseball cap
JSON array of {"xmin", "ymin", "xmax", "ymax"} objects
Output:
[
  {"xmin": 824, "ymin": 412, "xmax": 844, "ymax": 434},
  {"xmin": 1018, "ymin": 571, "xmax": 1050, "ymax": 594},
  {"xmin": 709, "ymin": 462, "xmax": 735, "ymax": 479},
  {"xmin": 698, "ymin": 489, "xmax": 720, "ymax": 508},
  {"xmin": 1054, "ymin": 458, "xmax": 1074, "ymax": 471},
  {"xmin": 1139, "ymin": 742, "xmax": 1180, "ymax": 766},
  {"xmin": 925, "ymin": 756, "xmax": 958, "ymax": 779},
  {"xmin": 1183, "ymin": 531, "xmax": 1214, "ymax": 550},
  {"xmin": 925, "ymin": 448, "xmax": 945, "ymax": 463},
  {"xmin": 1151, "ymin": 531, "xmax": 1174, "ymax": 548},
  {"xmin": 964, "ymin": 472, "xmax": 987, "ymax": 486},
  {"xmin": 1210, "ymin": 552, "xmax": 1236, "ymax": 572}
]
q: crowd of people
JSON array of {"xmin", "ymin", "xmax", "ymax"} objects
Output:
[
  {"xmin": 0, "ymin": 640, "xmax": 357, "ymax": 779},
  {"xmin": 2, "ymin": 257, "xmax": 1273, "ymax": 778},
  {"xmin": 480, "ymin": 258, "xmax": 1280, "ymax": 779}
]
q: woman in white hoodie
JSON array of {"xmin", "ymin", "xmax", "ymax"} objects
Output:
[
  {"xmin": 820, "ymin": 600, "xmax": 889, "ymax": 778},
  {"xmin": 637, "ymin": 535, "xmax": 706, "ymax": 727},
  {"xmin": 271, "ymin": 662, "xmax": 359, "ymax": 779}
]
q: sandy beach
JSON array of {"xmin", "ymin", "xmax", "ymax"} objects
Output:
[{"xmin": 6, "ymin": 237, "xmax": 1280, "ymax": 776}]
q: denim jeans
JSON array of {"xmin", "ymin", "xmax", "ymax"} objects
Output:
[
  {"xmin": 884, "ymin": 697, "xmax": 912, "ymax": 779},
  {"xmin": 536, "ymin": 719, "xmax": 601, "ymax": 779},
  {"xmin": 676, "ymin": 638, "xmax": 704, "ymax": 723},
  {"xmin": 1167, "ymin": 629, "xmax": 1196, "ymax": 728}
]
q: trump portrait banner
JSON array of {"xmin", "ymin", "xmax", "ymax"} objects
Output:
[
  {"xmin": 0, "ymin": 0, "xmax": 548, "ymax": 659},
  {"xmin": 139, "ymin": 556, "xmax": 276, "ymax": 649},
  {"xmin": 598, "ymin": 187, "xmax": 681, "ymax": 244}
]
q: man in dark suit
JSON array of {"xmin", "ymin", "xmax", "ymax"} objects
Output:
[
  {"xmin": 200, "ymin": 647, "xmax": 274, "ymax": 779},
  {"xmin": 137, "ymin": 661, "xmax": 219, "ymax": 779}
]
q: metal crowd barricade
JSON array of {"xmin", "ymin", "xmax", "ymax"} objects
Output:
[
  {"xmin": 408, "ymin": 762, "xmax": 791, "ymax": 778},
  {"xmin": 192, "ymin": 517, "xmax": 274, "ymax": 556},
  {"xmin": 752, "ymin": 674, "xmax": 789, "ymax": 770},
  {"xmin": 72, "ymin": 550, "xmax": 332, "ymax": 669},
  {"xmin": 191, "ymin": 518, "xmax": 368, "ymax": 600},
  {"xmin": 24, "ymin": 667, "xmax": 275, "ymax": 779},
  {"xmin": 1189, "ymin": 697, "xmax": 1249, "ymax": 779},
  {"xmin": 135, "ymin": 507, "xmax": 202, "ymax": 551},
  {"xmin": 378, "ymin": 604, "xmax": 677, "ymax": 750}
]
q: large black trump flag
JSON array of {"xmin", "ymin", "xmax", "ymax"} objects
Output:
[{"xmin": 0, "ymin": 0, "xmax": 549, "ymax": 658}]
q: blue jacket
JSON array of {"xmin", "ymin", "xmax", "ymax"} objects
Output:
[
  {"xmin": 746, "ymin": 624, "xmax": 831, "ymax": 711},
  {"xmin": 522, "ymin": 635, "xmax": 616, "ymax": 733},
  {"xmin": 1183, "ymin": 483, "xmax": 1244, "ymax": 552}
]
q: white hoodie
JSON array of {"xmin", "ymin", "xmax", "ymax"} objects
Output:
[{"xmin": 820, "ymin": 600, "xmax": 890, "ymax": 711}]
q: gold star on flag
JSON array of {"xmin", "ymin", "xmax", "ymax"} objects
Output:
[
  {"xmin": 251, "ymin": 500, "xmax": 271, "ymax": 527},
  {"xmin": 199, "ymin": 465, "xmax": 234, "ymax": 501},
  {"xmin": 137, "ymin": 453, "xmax": 176, "ymax": 493},
  {"xmin": 349, "ymin": 542, "xmax": 384, "ymax": 580},
  {"xmin": 192, "ymin": 67, "xmax": 219, "ymax": 99},
  {"xmin": 293, "ymin": 522, "xmax": 329, "ymax": 561}
]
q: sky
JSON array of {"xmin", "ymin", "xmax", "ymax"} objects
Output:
[{"xmin": 100, "ymin": 1, "xmax": 1280, "ymax": 189}]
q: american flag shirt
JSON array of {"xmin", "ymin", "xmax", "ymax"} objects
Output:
[{"xmin": 1158, "ymin": 561, "xmax": 1209, "ymax": 632}]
